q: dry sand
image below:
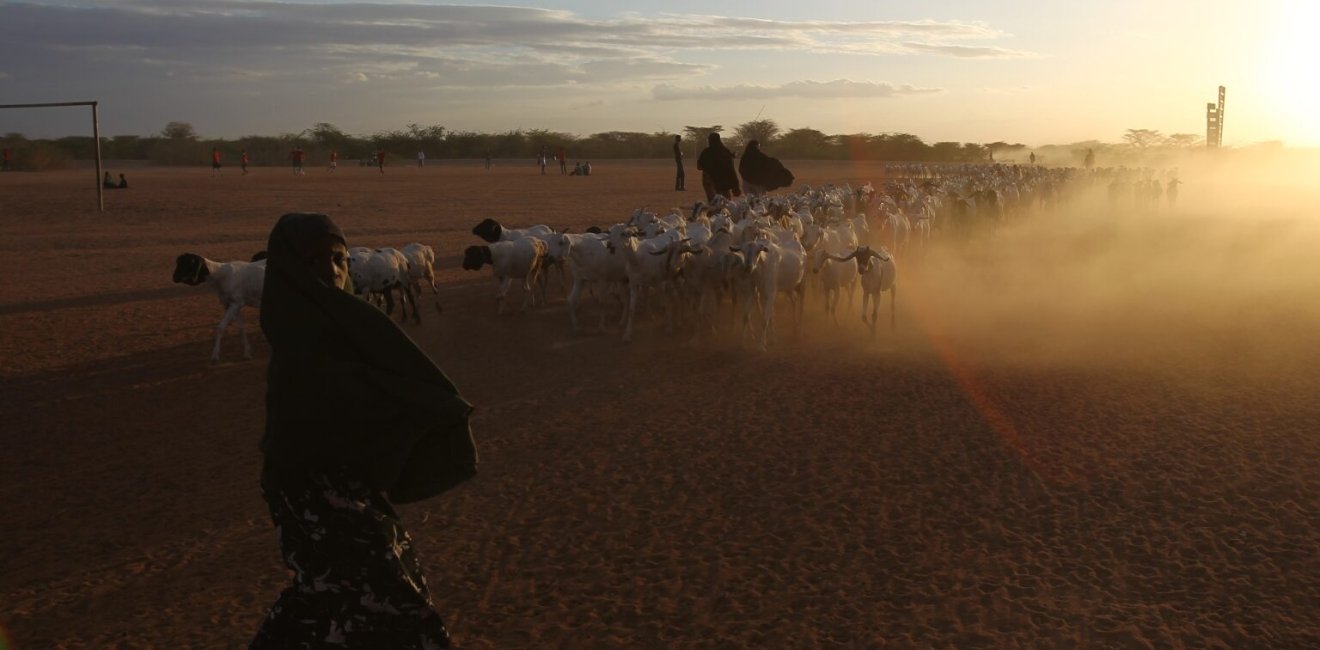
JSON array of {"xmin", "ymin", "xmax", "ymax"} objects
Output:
[{"xmin": 1, "ymin": 158, "xmax": 1318, "ymax": 648}]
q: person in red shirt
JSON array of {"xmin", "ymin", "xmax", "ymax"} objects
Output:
[
  {"xmin": 328, "ymin": 151, "xmax": 338, "ymax": 172},
  {"xmin": 291, "ymin": 147, "xmax": 306, "ymax": 175},
  {"xmin": 557, "ymin": 147, "xmax": 567, "ymax": 174},
  {"xmin": 2, "ymin": 148, "xmax": 11, "ymax": 172},
  {"xmin": 211, "ymin": 147, "xmax": 223, "ymax": 176},
  {"xmin": 376, "ymin": 149, "xmax": 387, "ymax": 174},
  {"xmin": 241, "ymin": 150, "xmax": 250, "ymax": 176}
]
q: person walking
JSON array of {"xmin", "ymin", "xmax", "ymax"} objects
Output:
[
  {"xmin": 211, "ymin": 147, "xmax": 223, "ymax": 176},
  {"xmin": 696, "ymin": 133, "xmax": 740, "ymax": 201},
  {"xmin": 737, "ymin": 139, "xmax": 793, "ymax": 197},
  {"xmin": 241, "ymin": 150, "xmax": 250, "ymax": 176},
  {"xmin": 672, "ymin": 135, "xmax": 685, "ymax": 191},
  {"xmin": 537, "ymin": 146, "xmax": 548, "ymax": 175},
  {"xmin": 376, "ymin": 149, "xmax": 387, "ymax": 174},
  {"xmin": 250, "ymin": 212, "xmax": 477, "ymax": 649},
  {"xmin": 328, "ymin": 151, "xmax": 338, "ymax": 172}
]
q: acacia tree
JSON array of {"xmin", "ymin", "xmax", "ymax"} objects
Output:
[
  {"xmin": 733, "ymin": 119, "xmax": 781, "ymax": 150},
  {"xmin": 1123, "ymin": 129, "xmax": 1164, "ymax": 149},
  {"xmin": 160, "ymin": 121, "xmax": 197, "ymax": 140},
  {"xmin": 1165, "ymin": 133, "xmax": 1202, "ymax": 148},
  {"xmin": 776, "ymin": 128, "xmax": 832, "ymax": 158},
  {"xmin": 683, "ymin": 125, "xmax": 724, "ymax": 144}
]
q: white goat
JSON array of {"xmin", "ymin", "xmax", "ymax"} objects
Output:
[
  {"xmin": 172, "ymin": 252, "xmax": 266, "ymax": 362},
  {"xmin": 348, "ymin": 247, "xmax": 418, "ymax": 323},
  {"xmin": 400, "ymin": 242, "xmax": 442, "ymax": 315},
  {"xmin": 561, "ymin": 229, "xmax": 629, "ymax": 332},
  {"xmin": 606, "ymin": 227, "xmax": 691, "ymax": 342},
  {"xmin": 462, "ymin": 238, "xmax": 549, "ymax": 314},
  {"xmin": 821, "ymin": 246, "xmax": 898, "ymax": 337},
  {"xmin": 471, "ymin": 218, "xmax": 555, "ymax": 243}
]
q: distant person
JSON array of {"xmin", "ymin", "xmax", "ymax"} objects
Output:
[
  {"xmin": 118, "ymin": 173, "xmax": 128, "ymax": 189},
  {"xmin": 2, "ymin": 148, "xmax": 10, "ymax": 171},
  {"xmin": 537, "ymin": 146, "xmax": 548, "ymax": 175},
  {"xmin": 697, "ymin": 133, "xmax": 740, "ymax": 201},
  {"xmin": 1166, "ymin": 177, "xmax": 1181, "ymax": 210},
  {"xmin": 557, "ymin": 147, "xmax": 567, "ymax": 174},
  {"xmin": 1084, "ymin": 148, "xmax": 1095, "ymax": 170},
  {"xmin": 211, "ymin": 147, "xmax": 223, "ymax": 176},
  {"xmin": 570, "ymin": 162, "xmax": 584, "ymax": 176},
  {"xmin": 484, "ymin": 150, "xmax": 492, "ymax": 170},
  {"xmin": 241, "ymin": 150, "xmax": 250, "ymax": 176},
  {"xmin": 376, "ymin": 149, "xmax": 386, "ymax": 174},
  {"xmin": 103, "ymin": 171, "xmax": 117, "ymax": 189},
  {"xmin": 583, "ymin": 161, "xmax": 592, "ymax": 176},
  {"xmin": 417, "ymin": 149, "xmax": 426, "ymax": 168},
  {"xmin": 737, "ymin": 139, "xmax": 793, "ymax": 196},
  {"xmin": 328, "ymin": 151, "xmax": 338, "ymax": 172},
  {"xmin": 672, "ymin": 135, "xmax": 685, "ymax": 191},
  {"xmin": 1029, "ymin": 151, "xmax": 1036, "ymax": 165},
  {"xmin": 291, "ymin": 147, "xmax": 306, "ymax": 175},
  {"xmin": 249, "ymin": 212, "xmax": 476, "ymax": 649}
]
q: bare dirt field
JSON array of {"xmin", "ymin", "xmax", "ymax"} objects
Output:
[{"xmin": 2, "ymin": 159, "xmax": 1318, "ymax": 648}]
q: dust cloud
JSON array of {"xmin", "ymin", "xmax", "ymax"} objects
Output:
[{"xmin": 895, "ymin": 151, "xmax": 1320, "ymax": 389}]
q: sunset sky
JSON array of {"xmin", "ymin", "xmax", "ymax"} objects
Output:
[{"xmin": 1, "ymin": 0, "xmax": 1315, "ymax": 147}]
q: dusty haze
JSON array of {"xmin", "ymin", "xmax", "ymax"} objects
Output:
[{"xmin": 1, "ymin": 155, "xmax": 1318, "ymax": 647}]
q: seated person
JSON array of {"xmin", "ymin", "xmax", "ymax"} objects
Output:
[
  {"xmin": 570, "ymin": 162, "xmax": 584, "ymax": 176},
  {"xmin": 117, "ymin": 173, "xmax": 128, "ymax": 189},
  {"xmin": 583, "ymin": 162, "xmax": 592, "ymax": 176},
  {"xmin": 103, "ymin": 172, "xmax": 117, "ymax": 189}
]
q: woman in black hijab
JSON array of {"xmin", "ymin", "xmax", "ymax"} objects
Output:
[
  {"xmin": 696, "ymin": 132, "xmax": 741, "ymax": 202},
  {"xmin": 251, "ymin": 213, "xmax": 476, "ymax": 649},
  {"xmin": 738, "ymin": 139, "xmax": 794, "ymax": 196}
]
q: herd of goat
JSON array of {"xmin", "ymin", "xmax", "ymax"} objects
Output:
[{"xmin": 173, "ymin": 165, "xmax": 1081, "ymax": 359}]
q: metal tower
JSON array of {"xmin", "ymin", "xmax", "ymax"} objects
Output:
[{"xmin": 1206, "ymin": 85, "xmax": 1225, "ymax": 148}]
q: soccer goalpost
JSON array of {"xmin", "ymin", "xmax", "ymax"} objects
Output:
[{"xmin": 0, "ymin": 100, "xmax": 105, "ymax": 212}]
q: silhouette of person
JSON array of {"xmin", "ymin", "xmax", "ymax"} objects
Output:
[
  {"xmin": 673, "ymin": 135, "xmax": 685, "ymax": 191},
  {"xmin": 697, "ymin": 133, "xmax": 739, "ymax": 201},
  {"xmin": 737, "ymin": 139, "xmax": 793, "ymax": 196}
]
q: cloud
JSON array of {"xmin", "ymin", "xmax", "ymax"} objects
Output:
[
  {"xmin": 652, "ymin": 79, "xmax": 943, "ymax": 101},
  {"xmin": 899, "ymin": 42, "xmax": 1036, "ymax": 59}
]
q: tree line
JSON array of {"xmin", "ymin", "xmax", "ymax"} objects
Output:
[{"xmin": 0, "ymin": 119, "xmax": 1214, "ymax": 171}]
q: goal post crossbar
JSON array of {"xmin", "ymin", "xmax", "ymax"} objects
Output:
[{"xmin": 0, "ymin": 100, "xmax": 104, "ymax": 211}]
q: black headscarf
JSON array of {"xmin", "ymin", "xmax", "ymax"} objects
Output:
[
  {"xmin": 260, "ymin": 213, "xmax": 476, "ymax": 503},
  {"xmin": 696, "ymin": 133, "xmax": 741, "ymax": 196},
  {"xmin": 738, "ymin": 140, "xmax": 795, "ymax": 192}
]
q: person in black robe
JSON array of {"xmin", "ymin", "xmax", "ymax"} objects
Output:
[
  {"xmin": 696, "ymin": 132, "xmax": 740, "ymax": 201},
  {"xmin": 738, "ymin": 139, "xmax": 794, "ymax": 196},
  {"xmin": 250, "ymin": 212, "xmax": 477, "ymax": 649}
]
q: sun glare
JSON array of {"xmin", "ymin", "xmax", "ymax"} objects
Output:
[{"xmin": 1260, "ymin": 2, "xmax": 1320, "ymax": 146}]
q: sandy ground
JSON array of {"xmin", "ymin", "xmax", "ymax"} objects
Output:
[{"xmin": 2, "ymin": 159, "xmax": 1318, "ymax": 648}]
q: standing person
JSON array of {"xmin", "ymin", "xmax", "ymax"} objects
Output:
[
  {"xmin": 328, "ymin": 150, "xmax": 338, "ymax": 172},
  {"xmin": 1084, "ymin": 148, "xmax": 1095, "ymax": 170},
  {"xmin": 737, "ymin": 139, "xmax": 794, "ymax": 197},
  {"xmin": 211, "ymin": 147, "xmax": 223, "ymax": 176},
  {"xmin": 291, "ymin": 147, "xmax": 306, "ymax": 175},
  {"xmin": 672, "ymin": 135, "xmax": 685, "ymax": 191},
  {"xmin": 250, "ymin": 212, "xmax": 477, "ymax": 649},
  {"xmin": 483, "ymin": 150, "xmax": 492, "ymax": 170},
  {"xmin": 1029, "ymin": 151, "xmax": 1036, "ymax": 165},
  {"xmin": 376, "ymin": 149, "xmax": 387, "ymax": 174},
  {"xmin": 2, "ymin": 147, "xmax": 10, "ymax": 171},
  {"xmin": 696, "ymin": 132, "xmax": 740, "ymax": 201},
  {"xmin": 241, "ymin": 150, "xmax": 250, "ymax": 176},
  {"xmin": 417, "ymin": 149, "xmax": 426, "ymax": 168},
  {"xmin": 557, "ymin": 147, "xmax": 567, "ymax": 174},
  {"xmin": 1166, "ymin": 177, "xmax": 1182, "ymax": 210},
  {"xmin": 537, "ymin": 146, "xmax": 548, "ymax": 175}
]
